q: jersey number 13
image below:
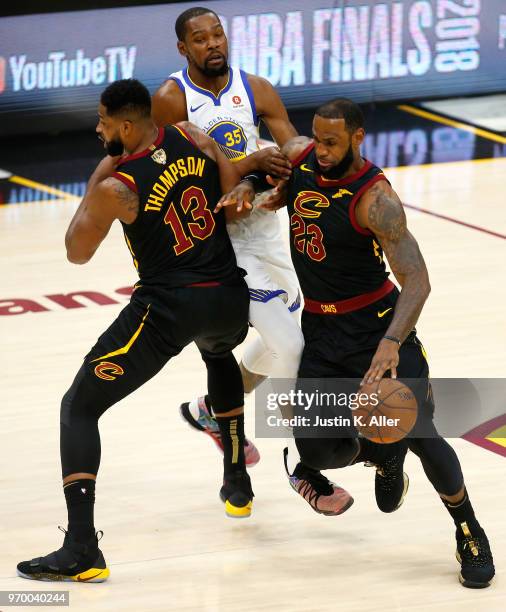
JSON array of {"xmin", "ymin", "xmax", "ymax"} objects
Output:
[{"xmin": 164, "ymin": 186, "xmax": 216, "ymax": 255}]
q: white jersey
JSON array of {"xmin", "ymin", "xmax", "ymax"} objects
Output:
[
  {"xmin": 169, "ymin": 66, "xmax": 302, "ymax": 375},
  {"xmin": 168, "ymin": 66, "xmax": 285, "ymax": 248},
  {"xmin": 169, "ymin": 65, "xmax": 259, "ymax": 160}
]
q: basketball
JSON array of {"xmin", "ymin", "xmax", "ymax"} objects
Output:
[{"xmin": 354, "ymin": 379, "xmax": 418, "ymax": 444}]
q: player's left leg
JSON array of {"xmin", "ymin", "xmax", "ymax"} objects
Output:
[
  {"xmin": 200, "ymin": 350, "xmax": 253, "ymax": 518},
  {"xmin": 291, "ymin": 309, "xmax": 410, "ymax": 515},
  {"xmin": 244, "ymin": 253, "xmax": 354, "ymax": 513},
  {"xmin": 398, "ymin": 337, "xmax": 495, "ymax": 588},
  {"xmin": 344, "ymin": 335, "xmax": 464, "ymax": 516},
  {"xmin": 285, "ymin": 311, "xmax": 358, "ymax": 515},
  {"xmin": 195, "ymin": 281, "xmax": 253, "ymax": 518},
  {"xmin": 17, "ymin": 293, "xmax": 177, "ymax": 582}
]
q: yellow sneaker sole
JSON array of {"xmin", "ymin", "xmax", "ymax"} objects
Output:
[{"xmin": 224, "ymin": 500, "xmax": 252, "ymax": 519}]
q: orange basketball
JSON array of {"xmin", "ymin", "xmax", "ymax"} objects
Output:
[{"xmin": 353, "ymin": 379, "xmax": 418, "ymax": 444}]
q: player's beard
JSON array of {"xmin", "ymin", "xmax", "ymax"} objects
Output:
[
  {"xmin": 201, "ymin": 56, "xmax": 229, "ymax": 77},
  {"xmin": 104, "ymin": 136, "xmax": 124, "ymax": 157},
  {"xmin": 319, "ymin": 144, "xmax": 354, "ymax": 179}
]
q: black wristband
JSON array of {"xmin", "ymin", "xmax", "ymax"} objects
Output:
[
  {"xmin": 383, "ymin": 335, "xmax": 401, "ymax": 346},
  {"xmin": 238, "ymin": 178, "xmax": 255, "ymax": 190},
  {"xmin": 241, "ymin": 172, "xmax": 270, "ymax": 193}
]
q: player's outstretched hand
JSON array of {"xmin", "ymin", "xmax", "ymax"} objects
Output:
[
  {"xmin": 360, "ymin": 339, "xmax": 399, "ymax": 386},
  {"xmin": 257, "ymin": 176, "xmax": 288, "ymax": 211},
  {"xmin": 214, "ymin": 181, "xmax": 255, "ymax": 213},
  {"xmin": 251, "ymin": 147, "xmax": 292, "ymax": 179}
]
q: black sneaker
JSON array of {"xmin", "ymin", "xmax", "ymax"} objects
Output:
[
  {"xmin": 456, "ymin": 522, "xmax": 495, "ymax": 588},
  {"xmin": 220, "ymin": 470, "xmax": 254, "ymax": 519},
  {"xmin": 366, "ymin": 441, "xmax": 409, "ymax": 513},
  {"xmin": 17, "ymin": 527, "xmax": 109, "ymax": 583}
]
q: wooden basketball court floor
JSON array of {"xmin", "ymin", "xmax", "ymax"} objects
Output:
[{"xmin": 1, "ymin": 111, "xmax": 505, "ymax": 611}]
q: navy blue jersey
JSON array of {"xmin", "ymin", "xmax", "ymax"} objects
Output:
[
  {"xmin": 287, "ymin": 143, "xmax": 390, "ymax": 301},
  {"xmin": 113, "ymin": 125, "xmax": 239, "ymax": 288}
]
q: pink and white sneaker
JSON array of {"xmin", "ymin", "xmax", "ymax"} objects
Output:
[
  {"xmin": 179, "ymin": 396, "xmax": 261, "ymax": 467},
  {"xmin": 284, "ymin": 448, "xmax": 353, "ymax": 516}
]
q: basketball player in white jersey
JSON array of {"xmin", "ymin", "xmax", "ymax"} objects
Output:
[{"xmin": 152, "ymin": 7, "xmax": 352, "ymax": 515}]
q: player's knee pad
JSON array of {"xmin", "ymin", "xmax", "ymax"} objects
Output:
[
  {"xmin": 61, "ymin": 366, "xmax": 88, "ymax": 427},
  {"xmin": 202, "ymin": 351, "xmax": 244, "ymax": 413},
  {"xmin": 60, "ymin": 365, "xmax": 105, "ymax": 477},
  {"xmin": 60, "ymin": 364, "xmax": 111, "ymax": 427},
  {"xmin": 296, "ymin": 437, "xmax": 358, "ymax": 470}
]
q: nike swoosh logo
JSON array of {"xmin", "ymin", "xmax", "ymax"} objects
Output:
[
  {"xmin": 377, "ymin": 308, "xmax": 393, "ymax": 318},
  {"xmin": 77, "ymin": 571, "xmax": 104, "ymax": 582},
  {"xmin": 190, "ymin": 103, "xmax": 206, "ymax": 112},
  {"xmin": 300, "ymin": 164, "xmax": 313, "ymax": 173}
]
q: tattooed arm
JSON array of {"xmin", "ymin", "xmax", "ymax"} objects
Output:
[
  {"xmin": 355, "ymin": 180, "xmax": 431, "ymax": 383},
  {"xmin": 65, "ymin": 159, "xmax": 139, "ymax": 264}
]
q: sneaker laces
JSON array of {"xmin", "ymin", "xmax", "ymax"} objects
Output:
[
  {"xmin": 283, "ymin": 448, "xmax": 334, "ymax": 496},
  {"xmin": 461, "ymin": 537, "xmax": 492, "ymax": 567},
  {"xmin": 29, "ymin": 527, "xmax": 102, "ymax": 572},
  {"xmin": 365, "ymin": 460, "xmax": 389, "ymax": 476},
  {"xmin": 459, "ymin": 524, "xmax": 492, "ymax": 568},
  {"xmin": 365, "ymin": 458, "xmax": 400, "ymax": 492}
]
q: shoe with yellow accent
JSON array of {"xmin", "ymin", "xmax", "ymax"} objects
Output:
[
  {"xmin": 17, "ymin": 527, "xmax": 109, "ymax": 583},
  {"xmin": 220, "ymin": 470, "xmax": 254, "ymax": 519},
  {"xmin": 456, "ymin": 522, "xmax": 494, "ymax": 588}
]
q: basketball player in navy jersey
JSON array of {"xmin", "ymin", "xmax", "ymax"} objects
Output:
[
  {"xmin": 152, "ymin": 7, "xmax": 352, "ymax": 515},
  {"xmin": 17, "ymin": 79, "xmax": 256, "ymax": 583},
  {"xmin": 261, "ymin": 98, "xmax": 494, "ymax": 588}
]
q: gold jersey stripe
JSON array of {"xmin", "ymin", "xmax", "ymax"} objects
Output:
[
  {"xmin": 116, "ymin": 171, "xmax": 136, "ymax": 186},
  {"xmin": 124, "ymin": 232, "xmax": 139, "ymax": 270},
  {"xmin": 173, "ymin": 125, "xmax": 191, "ymax": 142},
  {"xmin": 90, "ymin": 305, "xmax": 151, "ymax": 363}
]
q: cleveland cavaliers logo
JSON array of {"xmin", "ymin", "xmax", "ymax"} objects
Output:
[
  {"xmin": 151, "ymin": 149, "xmax": 167, "ymax": 165},
  {"xmin": 293, "ymin": 190, "xmax": 330, "ymax": 219},
  {"xmin": 94, "ymin": 361, "xmax": 125, "ymax": 381}
]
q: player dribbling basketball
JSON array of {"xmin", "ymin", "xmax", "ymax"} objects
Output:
[{"xmin": 262, "ymin": 98, "xmax": 495, "ymax": 589}]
